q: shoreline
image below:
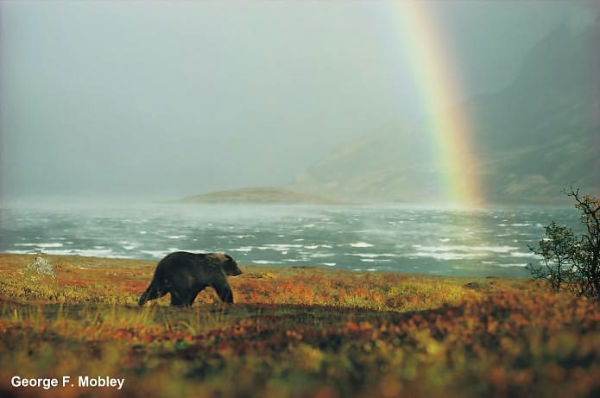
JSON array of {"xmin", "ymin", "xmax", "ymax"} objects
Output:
[
  {"xmin": 0, "ymin": 251, "xmax": 533, "ymax": 279},
  {"xmin": 0, "ymin": 252, "xmax": 528, "ymax": 308}
]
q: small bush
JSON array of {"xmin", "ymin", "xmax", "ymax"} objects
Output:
[{"xmin": 528, "ymin": 188, "xmax": 600, "ymax": 298}]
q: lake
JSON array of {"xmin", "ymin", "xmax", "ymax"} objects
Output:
[{"xmin": 0, "ymin": 201, "xmax": 581, "ymax": 277}]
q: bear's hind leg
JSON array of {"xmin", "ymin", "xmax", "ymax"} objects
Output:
[{"xmin": 138, "ymin": 281, "xmax": 167, "ymax": 306}]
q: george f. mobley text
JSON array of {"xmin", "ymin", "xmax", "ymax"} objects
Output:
[{"xmin": 11, "ymin": 375, "xmax": 125, "ymax": 390}]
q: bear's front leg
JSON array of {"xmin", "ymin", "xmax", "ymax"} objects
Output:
[{"xmin": 212, "ymin": 278, "xmax": 234, "ymax": 303}]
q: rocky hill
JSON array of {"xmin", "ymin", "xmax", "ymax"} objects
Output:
[
  {"xmin": 294, "ymin": 19, "xmax": 600, "ymax": 205},
  {"xmin": 180, "ymin": 187, "xmax": 340, "ymax": 205}
]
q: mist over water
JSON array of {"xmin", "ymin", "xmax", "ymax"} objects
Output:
[
  {"xmin": 0, "ymin": 202, "xmax": 581, "ymax": 278},
  {"xmin": 1, "ymin": 1, "xmax": 596, "ymax": 279}
]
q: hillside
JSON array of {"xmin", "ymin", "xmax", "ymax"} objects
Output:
[{"xmin": 294, "ymin": 20, "xmax": 600, "ymax": 205}]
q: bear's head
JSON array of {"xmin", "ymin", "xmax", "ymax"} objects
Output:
[{"xmin": 211, "ymin": 253, "xmax": 242, "ymax": 276}]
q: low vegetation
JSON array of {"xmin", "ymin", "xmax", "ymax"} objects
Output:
[{"xmin": 1, "ymin": 253, "xmax": 599, "ymax": 397}]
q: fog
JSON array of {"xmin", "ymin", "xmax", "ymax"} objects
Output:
[{"xmin": 0, "ymin": 0, "xmax": 590, "ymax": 201}]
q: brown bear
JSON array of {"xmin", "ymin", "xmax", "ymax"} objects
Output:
[{"xmin": 138, "ymin": 251, "xmax": 242, "ymax": 306}]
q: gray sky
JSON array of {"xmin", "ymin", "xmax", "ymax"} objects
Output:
[{"xmin": 0, "ymin": 0, "xmax": 586, "ymax": 200}]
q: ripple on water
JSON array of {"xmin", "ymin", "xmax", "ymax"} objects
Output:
[{"xmin": 349, "ymin": 242, "xmax": 374, "ymax": 248}]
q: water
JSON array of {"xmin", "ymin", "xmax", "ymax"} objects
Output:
[{"xmin": 0, "ymin": 202, "xmax": 582, "ymax": 277}]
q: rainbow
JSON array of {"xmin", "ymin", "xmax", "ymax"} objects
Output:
[{"xmin": 383, "ymin": 1, "xmax": 484, "ymax": 207}]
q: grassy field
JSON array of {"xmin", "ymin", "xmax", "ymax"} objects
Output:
[{"xmin": 0, "ymin": 253, "xmax": 599, "ymax": 397}]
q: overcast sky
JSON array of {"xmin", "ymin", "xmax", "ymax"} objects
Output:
[{"xmin": 0, "ymin": 0, "xmax": 589, "ymax": 200}]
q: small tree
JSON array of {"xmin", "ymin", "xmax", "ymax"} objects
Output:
[{"xmin": 528, "ymin": 188, "xmax": 600, "ymax": 298}]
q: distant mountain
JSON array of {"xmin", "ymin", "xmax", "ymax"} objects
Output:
[
  {"xmin": 180, "ymin": 187, "xmax": 340, "ymax": 205},
  {"xmin": 294, "ymin": 19, "xmax": 600, "ymax": 205}
]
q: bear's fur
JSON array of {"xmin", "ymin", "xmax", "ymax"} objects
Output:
[{"xmin": 138, "ymin": 251, "xmax": 242, "ymax": 306}]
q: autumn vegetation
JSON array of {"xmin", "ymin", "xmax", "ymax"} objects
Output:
[{"xmin": 1, "ymin": 253, "xmax": 600, "ymax": 397}]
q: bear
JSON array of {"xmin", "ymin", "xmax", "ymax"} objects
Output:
[{"xmin": 138, "ymin": 251, "xmax": 242, "ymax": 306}]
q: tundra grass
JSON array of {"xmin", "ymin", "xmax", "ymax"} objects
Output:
[{"xmin": 0, "ymin": 253, "xmax": 599, "ymax": 398}]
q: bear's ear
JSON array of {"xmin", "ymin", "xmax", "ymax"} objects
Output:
[{"xmin": 224, "ymin": 254, "xmax": 233, "ymax": 262}]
